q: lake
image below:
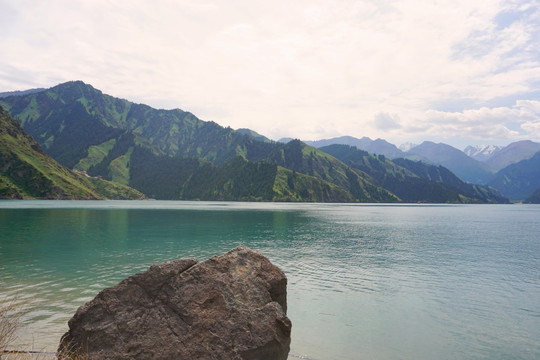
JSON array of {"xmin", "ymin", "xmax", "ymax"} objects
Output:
[{"xmin": 0, "ymin": 201, "xmax": 539, "ymax": 359}]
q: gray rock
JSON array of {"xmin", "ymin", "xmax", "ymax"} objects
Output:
[{"xmin": 58, "ymin": 245, "xmax": 291, "ymax": 360}]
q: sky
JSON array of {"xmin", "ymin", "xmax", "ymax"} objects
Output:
[{"xmin": 1, "ymin": 0, "xmax": 540, "ymax": 149}]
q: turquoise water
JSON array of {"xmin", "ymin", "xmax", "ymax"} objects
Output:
[{"xmin": 0, "ymin": 201, "xmax": 539, "ymax": 359}]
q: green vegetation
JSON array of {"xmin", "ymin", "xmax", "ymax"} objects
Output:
[
  {"xmin": 393, "ymin": 158, "xmax": 508, "ymax": 203},
  {"xmin": 487, "ymin": 152, "xmax": 540, "ymax": 200},
  {"xmin": 1, "ymin": 82, "xmax": 404, "ymax": 202},
  {"xmin": 0, "ymin": 300, "xmax": 21, "ymax": 354},
  {"xmin": 236, "ymin": 128, "xmax": 273, "ymax": 143},
  {"xmin": 109, "ymin": 148, "xmax": 133, "ymax": 184},
  {"xmin": 182, "ymin": 156, "xmax": 277, "ymax": 201},
  {"xmin": 126, "ymin": 148, "xmax": 355, "ymax": 202},
  {"xmin": 0, "ymin": 105, "xmax": 144, "ymax": 200},
  {"xmin": 320, "ymin": 144, "xmax": 508, "ymax": 203},
  {"xmin": 87, "ymin": 132, "xmax": 135, "ymax": 180},
  {"xmin": 75, "ymin": 138, "xmax": 116, "ymax": 171},
  {"xmin": 272, "ymin": 167, "xmax": 354, "ymax": 202},
  {"xmin": 0, "ymin": 81, "xmax": 509, "ymax": 203},
  {"xmin": 267, "ymin": 140, "xmax": 399, "ymax": 202}
]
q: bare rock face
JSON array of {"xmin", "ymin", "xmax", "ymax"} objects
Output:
[{"xmin": 58, "ymin": 245, "xmax": 291, "ymax": 360}]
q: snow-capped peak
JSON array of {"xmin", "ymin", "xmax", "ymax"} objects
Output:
[
  {"xmin": 463, "ymin": 145, "xmax": 502, "ymax": 161},
  {"xmin": 399, "ymin": 142, "xmax": 417, "ymax": 152}
]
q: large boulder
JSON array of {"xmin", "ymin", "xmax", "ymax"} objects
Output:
[{"xmin": 58, "ymin": 245, "xmax": 291, "ymax": 360}]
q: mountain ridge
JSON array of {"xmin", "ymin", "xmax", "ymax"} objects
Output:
[
  {"xmin": 0, "ymin": 82, "xmax": 397, "ymax": 202},
  {"xmin": 0, "ymin": 81, "xmax": 529, "ymax": 203},
  {"xmin": 320, "ymin": 144, "xmax": 507, "ymax": 203},
  {"xmin": 463, "ymin": 144, "xmax": 502, "ymax": 161},
  {"xmin": 0, "ymin": 105, "xmax": 144, "ymax": 200},
  {"xmin": 488, "ymin": 151, "xmax": 540, "ymax": 200},
  {"xmin": 404, "ymin": 141, "xmax": 494, "ymax": 184},
  {"xmin": 302, "ymin": 135, "xmax": 405, "ymax": 159},
  {"xmin": 485, "ymin": 140, "xmax": 540, "ymax": 171}
]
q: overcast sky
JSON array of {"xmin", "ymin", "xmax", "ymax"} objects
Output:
[{"xmin": 1, "ymin": 0, "xmax": 540, "ymax": 149}]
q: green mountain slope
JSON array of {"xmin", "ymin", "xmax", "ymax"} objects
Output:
[
  {"xmin": 488, "ymin": 152, "xmax": 540, "ymax": 200},
  {"xmin": 393, "ymin": 158, "xmax": 508, "ymax": 204},
  {"xmin": 523, "ymin": 187, "xmax": 540, "ymax": 204},
  {"xmin": 1, "ymin": 82, "xmax": 399, "ymax": 202},
  {"xmin": 123, "ymin": 147, "xmax": 354, "ymax": 202},
  {"xmin": 0, "ymin": 105, "xmax": 145, "ymax": 199},
  {"xmin": 236, "ymin": 128, "xmax": 273, "ymax": 143},
  {"xmin": 268, "ymin": 140, "xmax": 399, "ymax": 202},
  {"xmin": 320, "ymin": 144, "xmax": 508, "ymax": 203},
  {"xmin": 485, "ymin": 140, "xmax": 540, "ymax": 171},
  {"xmin": 0, "ymin": 81, "xmax": 258, "ymax": 166}
]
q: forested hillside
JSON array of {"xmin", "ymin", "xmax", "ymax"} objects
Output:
[
  {"xmin": 320, "ymin": 144, "xmax": 508, "ymax": 203},
  {"xmin": 0, "ymin": 81, "xmax": 398, "ymax": 202},
  {"xmin": 0, "ymin": 105, "xmax": 144, "ymax": 199},
  {"xmin": 0, "ymin": 81, "xmax": 510, "ymax": 203}
]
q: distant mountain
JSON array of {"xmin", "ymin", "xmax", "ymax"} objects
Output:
[
  {"xmin": 267, "ymin": 140, "xmax": 399, "ymax": 202},
  {"xmin": 463, "ymin": 144, "xmax": 502, "ymax": 162},
  {"xmin": 399, "ymin": 142, "xmax": 417, "ymax": 152},
  {"xmin": 128, "ymin": 148, "xmax": 355, "ymax": 202},
  {"xmin": 320, "ymin": 144, "xmax": 508, "ymax": 203},
  {"xmin": 485, "ymin": 140, "xmax": 540, "ymax": 171},
  {"xmin": 405, "ymin": 141, "xmax": 494, "ymax": 184},
  {"xmin": 236, "ymin": 128, "xmax": 272, "ymax": 143},
  {"xmin": 0, "ymin": 81, "xmax": 398, "ymax": 202},
  {"xmin": 393, "ymin": 158, "xmax": 508, "ymax": 204},
  {"xmin": 8, "ymin": 81, "xmax": 534, "ymax": 203},
  {"xmin": 523, "ymin": 187, "xmax": 540, "ymax": 204},
  {"xmin": 304, "ymin": 135, "xmax": 371, "ymax": 148},
  {"xmin": 0, "ymin": 88, "xmax": 46, "ymax": 98},
  {"xmin": 277, "ymin": 137, "xmax": 294, "ymax": 143},
  {"xmin": 0, "ymin": 105, "xmax": 144, "ymax": 199},
  {"xmin": 303, "ymin": 136, "xmax": 405, "ymax": 159},
  {"xmin": 488, "ymin": 151, "xmax": 540, "ymax": 200}
]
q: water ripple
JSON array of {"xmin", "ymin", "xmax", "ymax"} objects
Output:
[{"xmin": 1, "ymin": 202, "xmax": 539, "ymax": 359}]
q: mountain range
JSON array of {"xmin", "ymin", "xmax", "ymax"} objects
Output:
[
  {"xmin": 487, "ymin": 152, "xmax": 540, "ymax": 200},
  {"xmin": 404, "ymin": 141, "xmax": 495, "ymax": 184},
  {"xmin": 319, "ymin": 144, "xmax": 507, "ymax": 203},
  {"xmin": 463, "ymin": 144, "xmax": 502, "ymax": 162},
  {"xmin": 0, "ymin": 105, "xmax": 144, "ymax": 199},
  {"xmin": 524, "ymin": 188, "xmax": 540, "ymax": 204},
  {"xmin": 484, "ymin": 140, "xmax": 540, "ymax": 172},
  {"xmin": 292, "ymin": 135, "xmax": 540, "ymax": 200},
  {"xmin": 0, "ymin": 81, "xmax": 396, "ymax": 202},
  {"xmin": 300, "ymin": 136, "xmax": 404, "ymax": 159},
  {"xmin": 0, "ymin": 80, "xmax": 536, "ymax": 202}
]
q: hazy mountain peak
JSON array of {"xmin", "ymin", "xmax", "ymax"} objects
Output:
[
  {"xmin": 405, "ymin": 141, "xmax": 494, "ymax": 184},
  {"xmin": 463, "ymin": 144, "xmax": 502, "ymax": 161},
  {"xmin": 485, "ymin": 140, "xmax": 540, "ymax": 171},
  {"xmin": 399, "ymin": 142, "xmax": 417, "ymax": 151},
  {"xmin": 302, "ymin": 135, "xmax": 403, "ymax": 159},
  {"xmin": 488, "ymin": 152, "xmax": 540, "ymax": 200},
  {"xmin": 0, "ymin": 88, "xmax": 46, "ymax": 98}
]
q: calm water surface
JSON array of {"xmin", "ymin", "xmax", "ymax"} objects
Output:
[{"xmin": 0, "ymin": 201, "xmax": 539, "ymax": 359}]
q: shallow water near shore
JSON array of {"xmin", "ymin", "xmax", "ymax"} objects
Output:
[{"xmin": 1, "ymin": 201, "xmax": 539, "ymax": 359}]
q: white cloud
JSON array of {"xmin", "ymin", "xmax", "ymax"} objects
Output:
[
  {"xmin": 1, "ymin": 0, "xmax": 540, "ymax": 146},
  {"xmin": 517, "ymin": 99, "xmax": 540, "ymax": 113},
  {"xmin": 374, "ymin": 112, "xmax": 402, "ymax": 130},
  {"xmin": 400, "ymin": 100, "xmax": 540, "ymax": 144}
]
